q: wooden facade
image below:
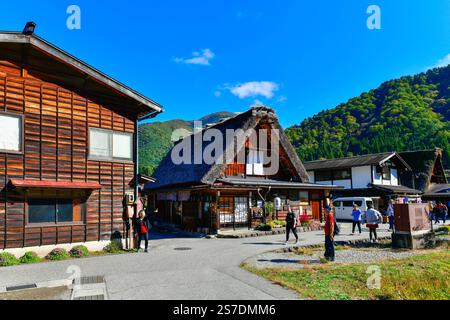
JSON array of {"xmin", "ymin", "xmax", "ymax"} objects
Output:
[{"xmin": 0, "ymin": 30, "xmax": 161, "ymax": 250}]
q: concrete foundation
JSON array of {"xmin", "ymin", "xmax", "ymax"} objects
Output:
[
  {"xmin": 392, "ymin": 230, "xmax": 436, "ymax": 249},
  {"xmin": 0, "ymin": 240, "xmax": 127, "ymax": 258}
]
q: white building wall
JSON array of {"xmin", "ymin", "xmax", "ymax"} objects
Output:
[
  {"xmin": 333, "ymin": 179, "xmax": 352, "ymax": 189},
  {"xmin": 352, "ymin": 166, "xmax": 372, "ymax": 189}
]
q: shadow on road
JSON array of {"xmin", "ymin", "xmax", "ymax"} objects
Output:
[{"xmin": 241, "ymin": 242, "xmax": 284, "ymax": 246}]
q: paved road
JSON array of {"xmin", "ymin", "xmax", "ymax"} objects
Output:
[{"xmin": 0, "ymin": 224, "xmax": 391, "ymax": 300}]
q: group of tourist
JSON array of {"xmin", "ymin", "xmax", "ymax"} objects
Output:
[
  {"xmin": 430, "ymin": 201, "xmax": 448, "ymax": 224},
  {"xmin": 284, "ymin": 201, "xmax": 384, "ymax": 262}
]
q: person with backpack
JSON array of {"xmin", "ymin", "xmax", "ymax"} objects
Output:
[
  {"xmin": 284, "ymin": 207, "xmax": 299, "ymax": 245},
  {"xmin": 351, "ymin": 203, "xmax": 362, "ymax": 235},
  {"xmin": 364, "ymin": 203, "xmax": 383, "ymax": 243},
  {"xmin": 323, "ymin": 205, "xmax": 335, "ymax": 261},
  {"xmin": 135, "ymin": 210, "xmax": 152, "ymax": 253}
]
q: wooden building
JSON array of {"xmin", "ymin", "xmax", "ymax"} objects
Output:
[
  {"xmin": 145, "ymin": 106, "xmax": 340, "ymax": 232},
  {"xmin": 0, "ymin": 25, "xmax": 162, "ymax": 251},
  {"xmin": 304, "ymin": 152, "xmax": 423, "ymax": 211}
]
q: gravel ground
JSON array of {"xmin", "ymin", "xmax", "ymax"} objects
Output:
[{"xmin": 245, "ymin": 247, "xmax": 420, "ymax": 270}]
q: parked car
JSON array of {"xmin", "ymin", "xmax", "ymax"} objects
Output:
[{"xmin": 332, "ymin": 197, "xmax": 374, "ymax": 221}]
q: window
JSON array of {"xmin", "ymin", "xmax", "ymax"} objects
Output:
[
  {"xmin": 315, "ymin": 170, "xmax": 332, "ymax": 182},
  {"xmin": 382, "ymin": 166, "xmax": 391, "ymax": 180},
  {"xmin": 246, "ymin": 149, "xmax": 264, "ymax": 176},
  {"xmin": 0, "ymin": 113, "xmax": 22, "ymax": 153},
  {"xmin": 28, "ymin": 199, "xmax": 85, "ymax": 225},
  {"xmin": 332, "ymin": 169, "xmax": 351, "ymax": 180},
  {"xmin": 376, "ymin": 166, "xmax": 391, "ymax": 181},
  {"xmin": 343, "ymin": 201, "xmax": 354, "ymax": 207},
  {"xmin": 333, "ymin": 201, "xmax": 342, "ymax": 207},
  {"xmin": 89, "ymin": 128, "xmax": 133, "ymax": 161},
  {"xmin": 299, "ymin": 191, "xmax": 309, "ymax": 205}
]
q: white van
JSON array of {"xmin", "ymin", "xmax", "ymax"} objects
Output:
[{"xmin": 332, "ymin": 197, "xmax": 374, "ymax": 221}]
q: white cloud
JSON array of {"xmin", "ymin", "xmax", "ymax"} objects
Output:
[
  {"xmin": 214, "ymin": 91, "xmax": 222, "ymax": 97},
  {"xmin": 175, "ymin": 49, "xmax": 215, "ymax": 66},
  {"xmin": 427, "ymin": 53, "xmax": 450, "ymax": 70},
  {"xmin": 228, "ymin": 81, "xmax": 279, "ymax": 99},
  {"xmin": 253, "ymin": 99, "xmax": 264, "ymax": 105},
  {"xmin": 276, "ymin": 96, "xmax": 287, "ymax": 103}
]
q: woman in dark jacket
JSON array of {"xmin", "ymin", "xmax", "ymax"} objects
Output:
[{"xmin": 135, "ymin": 210, "xmax": 151, "ymax": 253}]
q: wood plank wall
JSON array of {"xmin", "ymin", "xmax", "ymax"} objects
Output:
[{"xmin": 0, "ymin": 60, "xmax": 135, "ymax": 249}]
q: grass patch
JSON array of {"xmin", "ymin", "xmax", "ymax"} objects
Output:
[
  {"xmin": 243, "ymin": 251, "xmax": 450, "ymax": 300},
  {"xmin": 293, "ymin": 247, "xmax": 320, "ymax": 256}
]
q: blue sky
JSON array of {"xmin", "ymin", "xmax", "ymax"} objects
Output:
[{"xmin": 1, "ymin": 0, "xmax": 449, "ymax": 127}]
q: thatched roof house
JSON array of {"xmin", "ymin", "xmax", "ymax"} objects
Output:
[
  {"xmin": 148, "ymin": 107, "xmax": 309, "ymax": 190},
  {"xmin": 399, "ymin": 148, "xmax": 448, "ymax": 192},
  {"xmin": 145, "ymin": 106, "xmax": 340, "ymax": 232}
]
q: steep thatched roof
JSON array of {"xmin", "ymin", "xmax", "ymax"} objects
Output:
[
  {"xmin": 399, "ymin": 148, "xmax": 448, "ymax": 192},
  {"xmin": 145, "ymin": 106, "xmax": 310, "ymax": 190}
]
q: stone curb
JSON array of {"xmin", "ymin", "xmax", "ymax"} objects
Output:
[
  {"xmin": 216, "ymin": 227, "xmax": 323, "ymax": 239},
  {"xmin": 0, "ymin": 279, "xmax": 72, "ymax": 294},
  {"xmin": 275, "ymin": 236, "xmax": 392, "ymax": 253}
]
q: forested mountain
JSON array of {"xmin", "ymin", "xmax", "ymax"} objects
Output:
[
  {"xmin": 139, "ymin": 112, "xmax": 236, "ymax": 175},
  {"xmin": 139, "ymin": 65, "xmax": 449, "ymax": 175},
  {"xmin": 285, "ymin": 65, "xmax": 450, "ymax": 168}
]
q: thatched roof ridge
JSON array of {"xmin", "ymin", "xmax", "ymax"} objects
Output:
[{"xmin": 146, "ymin": 106, "xmax": 310, "ymax": 190}]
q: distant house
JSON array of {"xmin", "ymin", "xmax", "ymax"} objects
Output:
[
  {"xmin": 145, "ymin": 106, "xmax": 340, "ymax": 232},
  {"xmin": 0, "ymin": 24, "xmax": 162, "ymax": 253},
  {"xmin": 399, "ymin": 148, "xmax": 449, "ymax": 203},
  {"xmin": 304, "ymin": 152, "xmax": 422, "ymax": 211}
]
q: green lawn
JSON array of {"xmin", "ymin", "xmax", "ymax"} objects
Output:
[{"xmin": 243, "ymin": 251, "xmax": 450, "ymax": 300}]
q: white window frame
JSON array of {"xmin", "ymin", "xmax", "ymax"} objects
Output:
[
  {"xmin": 246, "ymin": 149, "xmax": 264, "ymax": 176},
  {"xmin": 88, "ymin": 128, "xmax": 133, "ymax": 162},
  {"xmin": 0, "ymin": 112, "xmax": 23, "ymax": 154}
]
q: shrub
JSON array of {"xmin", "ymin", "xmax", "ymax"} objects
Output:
[
  {"xmin": 308, "ymin": 220, "xmax": 322, "ymax": 230},
  {"xmin": 299, "ymin": 214, "xmax": 312, "ymax": 227},
  {"xmin": 0, "ymin": 252, "xmax": 19, "ymax": 267},
  {"xmin": 69, "ymin": 245, "xmax": 90, "ymax": 258},
  {"xmin": 19, "ymin": 252, "xmax": 41, "ymax": 264},
  {"xmin": 103, "ymin": 241, "xmax": 123, "ymax": 254},
  {"xmin": 270, "ymin": 220, "xmax": 286, "ymax": 227},
  {"xmin": 264, "ymin": 201, "xmax": 274, "ymax": 218},
  {"xmin": 437, "ymin": 226, "xmax": 450, "ymax": 234},
  {"xmin": 46, "ymin": 248, "xmax": 70, "ymax": 261},
  {"xmin": 255, "ymin": 223, "xmax": 272, "ymax": 231}
]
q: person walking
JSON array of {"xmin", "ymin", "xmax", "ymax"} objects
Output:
[
  {"xmin": 433, "ymin": 203, "xmax": 441, "ymax": 224},
  {"xmin": 365, "ymin": 204, "xmax": 383, "ymax": 243},
  {"xmin": 351, "ymin": 204, "xmax": 362, "ymax": 235},
  {"xmin": 135, "ymin": 210, "xmax": 151, "ymax": 253},
  {"xmin": 323, "ymin": 205, "xmax": 335, "ymax": 261},
  {"xmin": 436, "ymin": 202, "xmax": 448, "ymax": 224},
  {"xmin": 284, "ymin": 208, "xmax": 299, "ymax": 245},
  {"xmin": 386, "ymin": 200, "xmax": 395, "ymax": 231}
]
